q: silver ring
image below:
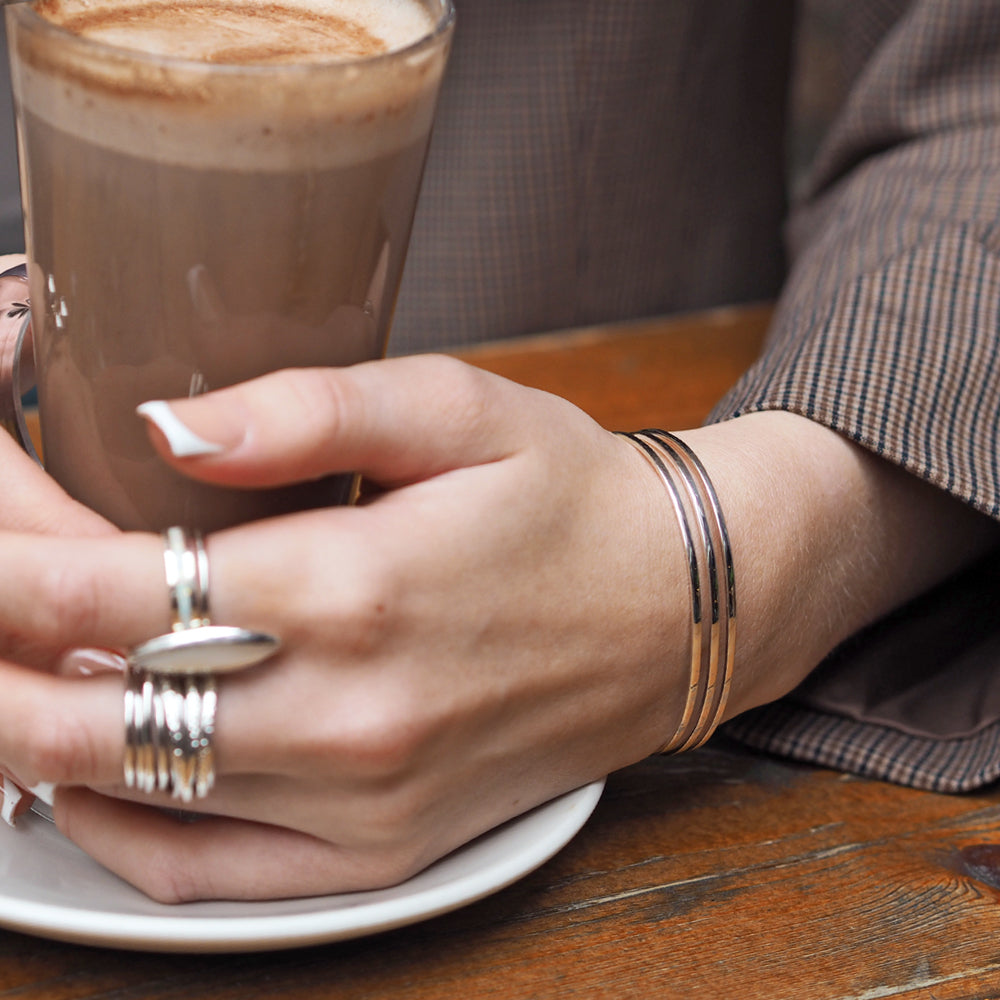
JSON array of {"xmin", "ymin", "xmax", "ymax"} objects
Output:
[
  {"xmin": 124, "ymin": 669, "xmax": 219, "ymax": 802},
  {"xmin": 163, "ymin": 526, "xmax": 210, "ymax": 631},
  {"xmin": 124, "ymin": 527, "xmax": 280, "ymax": 801}
]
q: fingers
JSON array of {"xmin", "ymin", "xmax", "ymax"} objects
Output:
[
  {"xmin": 0, "ymin": 253, "xmax": 111, "ymax": 536},
  {"xmin": 0, "ymin": 253, "xmax": 28, "ymax": 389},
  {"xmin": 0, "ymin": 432, "xmax": 114, "ymax": 536},
  {"xmin": 1, "ymin": 773, "xmax": 33, "ymax": 825},
  {"xmin": 0, "ymin": 517, "xmax": 360, "ymax": 789},
  {"xmin": 137, "ymin": 355, "xmax": 538, "ymax": 488},
  {"xmin": 55, "ymin": 788, "xmax": 419, "ymax": 902},
  {"xmin": 0, "ymin": 516, "xmax": 353, "ymax": 658},
  {"xmin": 0, "ymin": 661, "xmax": 123, "ymax": 788},
  {"xmin": 0, "ymin": 532, "xmax": 167, "ymax": 651},
  {"xmin": 0, "ymin": 648, "xmax": 307, "ymax": 797},
  {"xmin": 0, "ymin": 522, "xmax": 359, "ymax": 789}
]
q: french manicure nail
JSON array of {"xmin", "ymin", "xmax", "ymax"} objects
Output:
[
  {"xmin": 1, "ymin": 775, "xmax": 22, "ymax": 826},
  {"xmin": 57, "ymin": 647, "xmax": 128, "ymax": 677},
  {"xmin": 26, "ymin": 782, "xmax": 55, "ymax": 806},
  {"xmin": 136, "ymin": 400, "xmax": 224, "ymax": 458}
]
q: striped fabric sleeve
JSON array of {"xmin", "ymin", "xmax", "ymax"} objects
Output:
[
  {"xmin": 712, "ymin": 1, "xmax": 1000, "ymax": 790},
  {"xmin": 722, "ymin": 701, "xmax": 1000, "ymax": 794},
  {"xmin": 711, "ymin": 0, "xmax": 1000, "ymax": 520}
]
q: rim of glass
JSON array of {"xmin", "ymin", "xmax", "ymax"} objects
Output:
[{"xmin": 8, "ymin": 1, "xmax": 456, "ymax": 75}]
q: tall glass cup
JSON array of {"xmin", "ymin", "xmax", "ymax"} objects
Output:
[{"xmin": 6, "ymin": 0, "xmax": 454, "ymax": 531}]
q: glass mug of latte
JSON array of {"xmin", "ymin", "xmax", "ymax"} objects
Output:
[{"xmin": 5, "ymin": 0, "xmax": 454, "ymax": 531}]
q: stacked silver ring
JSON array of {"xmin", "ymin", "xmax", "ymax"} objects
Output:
[
  {"xmin": 125, "ymin": 527, "xmax": 280, "ymax": 802},
  {"xmin": 123, "ymin": 666, "xmax": 218, "ymax": 801}
]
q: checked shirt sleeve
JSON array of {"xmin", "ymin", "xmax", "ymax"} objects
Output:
[
  {"xmin": 713, "ymin": 0, "xmax": 1000, "ymax": 520},
  {"xmin": 714, "ymin": 1, "xmax": 1000, "ymax": 791}
]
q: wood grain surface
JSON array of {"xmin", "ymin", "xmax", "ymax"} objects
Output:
[
  {"xmin": 8, "ymin": 304, "xmax": 1000, "ymax": 999},
  {"xmin": 457, "ymin": 302, "xmax": 773, "ymax": 431}
]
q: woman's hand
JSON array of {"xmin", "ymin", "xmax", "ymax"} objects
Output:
[
  {"xmin": 0, "ymin": 356, "xmax": 695, "ymax": 899},
  {"xmin": 0, "ymin": 355, "xmax": 994, "ymax": 901}
]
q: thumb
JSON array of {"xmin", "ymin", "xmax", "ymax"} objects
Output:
[
  {"xmin": 136, "ymin": 355, "xmax": 533, "ymax": 489},
  {"xmin": 0, "ymin": 256, "xmax": 33, "ymax": 420},
  {"xmin": 0, "ymin": 431, "xmax": 114, "ymax": 536}
]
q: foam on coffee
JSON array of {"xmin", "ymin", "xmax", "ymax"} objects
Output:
[
  {"xmin": 12, "ymin": 0, "xmax": 447, "ymax": 168},
  {"xmin": 33, "ymin": 0, "xmax": 435, "ymax": 63}
]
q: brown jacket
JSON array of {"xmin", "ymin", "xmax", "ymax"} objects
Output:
[{"xmin": 393, "ymin": 0, "xmax": 1000, "ymax": 791}]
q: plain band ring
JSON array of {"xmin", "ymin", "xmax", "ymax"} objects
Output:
[
  {"xmin": 163, "ymin": 526, "xmax": 210, "ymax": 631},
  {"xmin": 124, "ymin": 527, "xmax": 280, "ymax": 802}
]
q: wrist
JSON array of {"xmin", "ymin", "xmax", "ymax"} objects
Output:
[{"xmin": 676, "ymin": 411, "xmax": 1000, "ymax": 718}]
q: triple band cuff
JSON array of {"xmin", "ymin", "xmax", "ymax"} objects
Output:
[{"xmin": 619, "ymin": 429, "xmax": 736, "ymax": 754}]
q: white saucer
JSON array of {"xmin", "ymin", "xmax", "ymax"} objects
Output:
[{"xmin": 0, "ymin": 780, "xmax": 604, "ymax": 953}]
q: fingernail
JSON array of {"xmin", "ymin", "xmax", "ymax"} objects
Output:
[
  {"xmin": 1, "ymin": 775, "xmax": 22, "ymax": 826},
  {"xmin": 57, "ymin": 647, "xmax": 128, "ymax": 677},
  {"xmin": 27, "ymin": 781, "xmax": 55, "ymax": 806},
  {"xmin": 136, "ymin": 400, "xmax": 225, "ymax": 458}
]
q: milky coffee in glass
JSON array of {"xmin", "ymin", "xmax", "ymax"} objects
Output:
[{"xmin": 6, "ymin": 0, "xmax": 453, "ymax": 531}]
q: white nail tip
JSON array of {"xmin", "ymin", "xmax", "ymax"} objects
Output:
[
  {"xmin": 136, "ymin": 400, "xmax": 224, "ymax": 458},
  {"xmin": 1, "ymin": 776, "xmax": 22, "ymax": 827},
  {"xmin": 27, "ymin": 781, "xmax": 55, "ymax": 806}
]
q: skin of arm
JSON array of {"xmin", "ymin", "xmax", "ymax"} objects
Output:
[{"xmin": 680, "ymin": 410, "xmax": 1000, "ymax": 720}]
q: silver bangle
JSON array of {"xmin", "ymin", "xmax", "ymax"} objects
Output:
[{"xmin": 618, "ymin": 429, "xmax": 736, "ymax": 753}]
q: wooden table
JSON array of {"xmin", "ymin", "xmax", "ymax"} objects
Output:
[{"xmin": 9, "ymin": 304, "xmax": 1000, "ymax": 998}]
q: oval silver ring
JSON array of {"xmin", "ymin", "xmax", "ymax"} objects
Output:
[
  {"xmin": 124, "ymin": 526, "xmax": 282, "ymax": 800},
  {"xmin": 128, "ymin": 625, "xmax": 282, "ymax": 675}
]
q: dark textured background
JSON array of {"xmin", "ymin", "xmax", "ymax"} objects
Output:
[{"xmin": 0, "ymin": 2, "xmax": 848, "ymax": 287}]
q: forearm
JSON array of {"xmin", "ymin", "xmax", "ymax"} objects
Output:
[{"xmin": 679, "ymin": 411, "xmax": 1000, "ymax": 719}]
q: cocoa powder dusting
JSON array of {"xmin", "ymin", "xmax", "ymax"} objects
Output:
[{"xmin": 35, "ymin": 1, "xmax": 388, "ymax": 63}]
